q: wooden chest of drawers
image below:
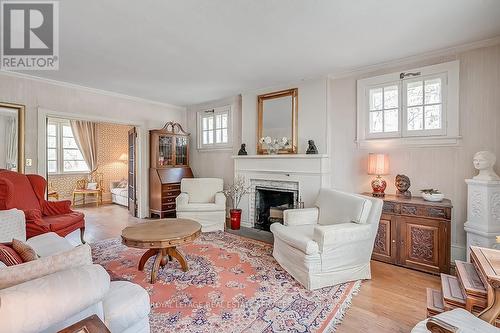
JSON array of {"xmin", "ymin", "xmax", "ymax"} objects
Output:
[
  {"xmin": 149, "ymin": 167, "xmax": 193, "ymax": 218},
  {"xmin": 368, "ymin": 193, "xmax": 452, "ymax": 275}
]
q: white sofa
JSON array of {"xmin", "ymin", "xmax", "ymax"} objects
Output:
[
  {"xmin": 0, "ymin": 209, "xmax": 151, "ymax": 333},
  {"xmin": 270, "ymin": 189, "xmax": 383, "ymax": 290},
  {"xmin": 110, "ymin": 180, "xmax": 128, "ymax": 206},
  {"xmin": 176, "ymin": 178, "xmax": 226, "ymax": 232}
]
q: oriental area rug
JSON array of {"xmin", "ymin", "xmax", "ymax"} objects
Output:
[{"xmin": 91, "ymin": 231, "xmax": 359, "ymax": 333}]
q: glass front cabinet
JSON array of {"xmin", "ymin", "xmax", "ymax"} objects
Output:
[{"xmin": 149, "ymin": 122, "xmax": 193, "ymax": 218}]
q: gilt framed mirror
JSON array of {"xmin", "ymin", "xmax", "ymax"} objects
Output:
[
  {"xmin": 257, "ymin": 88, "xmax": 298, "ymax": 154},
  {"xmin": 0, "ymin": 102, "xmax": 25, "ymax": 173}
]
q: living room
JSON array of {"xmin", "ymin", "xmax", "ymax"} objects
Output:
[{"xmin": 1, "ymin": 1, "xmax": 500, "ymax": 333}]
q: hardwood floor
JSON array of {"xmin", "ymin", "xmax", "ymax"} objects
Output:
[{"xmin": 67, "ymin": 204, "xmax": 440, "ymax": 333}]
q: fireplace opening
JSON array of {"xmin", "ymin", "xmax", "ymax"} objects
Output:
[{"xmin": 254, "ymin": 186, "xmax": 298, "ymax": 231}]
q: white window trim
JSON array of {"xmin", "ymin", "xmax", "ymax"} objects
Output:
[
  {"xmin": 356, "ymin": 60, "xmax": 460, "ymax": 148},
  {"xmin": 196, "ymin": 105, "xmax": 233, "ymax": 150},
  {"xmin": 47, "ymin": 118, "xmax": 90, "ymax": 175}
]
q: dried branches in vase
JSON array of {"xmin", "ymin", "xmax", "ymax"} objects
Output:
[{"xmin": 223, "ymin": 176, "xmax": 251, "ymax": 230}]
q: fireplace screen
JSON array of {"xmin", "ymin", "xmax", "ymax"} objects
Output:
[{"xmin": 254, "ymin": 186, "xmax": 298, "ymax": 231}]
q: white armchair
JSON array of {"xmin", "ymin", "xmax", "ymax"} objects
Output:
[
  {"xmin": 270, "ymin": 189, "xmax": 383, "ymax": 290},
  {"xmin": 176, "ymin": 178, "xmax": 226, "ymax": 232}
]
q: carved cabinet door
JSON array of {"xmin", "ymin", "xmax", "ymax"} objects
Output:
[
  {"xmin": 398, "ymin": 217, "xmax": 447, "ymax": 274},
  {"xmin": 372, "ymin": 214, "xmax": 397, "ymax": 264}
]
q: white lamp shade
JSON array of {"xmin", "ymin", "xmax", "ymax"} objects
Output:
[{"xmin": 368, "ymin": 153, "xmax": 389, "ymax": 175}]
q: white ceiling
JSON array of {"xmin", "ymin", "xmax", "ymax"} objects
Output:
[{"xmin": 16, "ymin": 0, "xmax": 500, "ymax": 106}]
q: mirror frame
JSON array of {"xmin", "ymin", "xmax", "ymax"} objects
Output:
[
  {"xmin": 0, "ymin": 102, "xmax": 25, "ymax": 173},
  {"xmin": 257, "ymin": 88, "xmax": 298, "ymax": 154}
]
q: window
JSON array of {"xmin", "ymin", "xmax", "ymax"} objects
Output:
[
  {"xmin": 357, "ymin": 61, "xmax": 459, "ymax": 146},
  {"xmin": 47, "ymin": 119, "xmax": 89, "ymax": 174},
  {"xmin": 197, "ymin": 106, "xmax": 232, "ymax": 149}
]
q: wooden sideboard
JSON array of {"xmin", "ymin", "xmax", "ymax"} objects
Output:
[{"xmin": 367, "ymin": 193, "xmax": 452, "ymax": 274}]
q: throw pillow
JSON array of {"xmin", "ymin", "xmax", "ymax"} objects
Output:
[
  {"xmin": 12, "ymin": 239, "xmax": 38, "ymax": 262},
  {"xmin": 117, "ymin": 179, "xmax": 128, "ymax": 188},
  {"xmin": 0, "ymin": 243, "xmax": 23, "ymax": 266}
]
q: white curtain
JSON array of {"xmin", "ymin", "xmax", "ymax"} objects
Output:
[
  {"xmin": 70, "ymin": 120, "xmax": 98, "ymax": 172},
  {"xmin": 5, "ymin": 116, "xmax": 18, "ymax": 171}
]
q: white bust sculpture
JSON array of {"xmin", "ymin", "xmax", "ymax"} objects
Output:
[{"xmin": 473, "ymin": 151, "xmax": 500, "ymax": 181}]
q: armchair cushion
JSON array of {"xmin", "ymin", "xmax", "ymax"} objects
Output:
[
  {"xmin": 313, "ymin": 223, "xmax": 372, "ymax": 251},
  {"xmin": 283, "ymin": 208, "xmax": 319, "ymax": 226},
  {"xmin": 0, "ymin": 264, "xmax": 110, "ymax": 333},
  {"xmin": 180, "ymin": 178, "xmax": 223, "ymax": 203},
  {"xmin": 315, "ymin": 189, "xmax": 372, "ymax": 225},
  {"xmin": 270, "ymin": 223, "xmax": 319, "ymax": 255},
  {"xmin": 176, "ymin": 202, "xmax": 225, "ymax": 212}
]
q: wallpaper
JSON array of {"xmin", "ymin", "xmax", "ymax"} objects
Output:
[{"xmin": 48, "ymin": 122, "xmax": 132, "ymax": 203}]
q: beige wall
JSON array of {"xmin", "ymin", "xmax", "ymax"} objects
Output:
[
  {"xmin": 328, "ymin": 43, "xmax": 500, "ymax": 260},
  {"xmin": 186, "ymin": 95, "xmax": 242, "ymax": 188},
  {"xmin": 48, "ymin": 122, "xmax": 132, "ymax": 201}
]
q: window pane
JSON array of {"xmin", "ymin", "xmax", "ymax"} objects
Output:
[
  {"xmin": 47, "ymin": 124, "xmax": 56, "ymax": 136},
  {"xmin": 64, "ymin": 149, "xmax": 84, "ymax": 160},
  {"xmin": 222, "ymin": 114, "xmax": 228, "ymax": 128},
  {"xmin": 407, "ymin": 106, "xmax": 423, "ymax": 130},
  {"xmin": 48, "ymin": 161, "xmax": 57, "ymax": 173},
  {"xmin": 215, "ymin": 129, "xmax": 222, "ymax": 143},
  {"xmin": 64, "ymin": 160, "xmax": 89, "ymax": 172},
  {"xmin": 47, "ymin": 148, "xmax": 57, "ymax": 160},
  {"xmin": 202, "ymin": 117, "xmax": 208, "ymax": 131},
  {"xmin": 208, "ymin": 130, "xmax": 214, "ymax": 144},
  {"xmin": 369, "ymin": 88, "xmax": 383, "ymax": 111},
  {"xmin": 62, "ymin": 125, "xmax": 73, "ymax": 137},
  {"xmin": 47, "ymin": 136, "xmax": 57, "ymax": 148},
  {"xmin": 384, "ymin": 85, "xmax": 398, "ymax": 109},
  {"xmin": 384, "ymin": 109, "xmax": 398, "ymax": 132},
  {"xmin": 407, "ymin": 81, "xmax": 423, "ymax": 106},
  {"xmin": 63, "ymin": 137, "xmax": 78, "ymax": 149},
  {"xmin": 425, "ymin": 105, "xmax": 442, "ymax": 129},
  {"xmin": 203, "ymin": 131, "xmax": 208, "ymax": 145},
  {"xmin": 425, "ymin": 78, "xmax": 442, "ymax": 104},
  {"xmin": 208, "ymin": 117, "xmax": 214, "ymax": 130},
  {"xmin": 369, "ymin": 111, "xmax": 383, "ymax": 133},
  {"xmin": 215, "ymin": 114, "xmax": 222, "ymax": 129},
  {"xmin": 222, "ymin": 129, "xmax": 228, "ymax": 143}
]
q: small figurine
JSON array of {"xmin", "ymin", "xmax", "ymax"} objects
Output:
[
  {"xmin": 238, "ymin": 143, "xmax": 248, "ymax": 156},
  {"xmin": 395, "ymin": 174, "xmax": 412, "ymax": 198},
  {"xmin": 306, "ymin": 140, "xmax": 318, "ymax": 154},
  {"xmin": 472, "ymin": 151, "xmax": 500, "ymax": 181}
]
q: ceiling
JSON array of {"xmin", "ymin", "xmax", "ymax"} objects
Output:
[{"xmin": 14, "ymin": 0, "xmax": 500, "ymax": 106}]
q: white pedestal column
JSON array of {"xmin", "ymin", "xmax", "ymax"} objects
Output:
[{"xmin": 464, "ymin": 179, "xmax": 500, "ymax": 259}]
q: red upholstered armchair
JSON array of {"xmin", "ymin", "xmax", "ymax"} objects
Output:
[{"xmin": 0, "ymin": 170, "xmax": 85, "ymax": 243}]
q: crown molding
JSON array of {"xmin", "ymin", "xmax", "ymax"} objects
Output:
[
  {"xmin": 328, "ymin": 35, "xmax": 500, "ymax": 80},
  {"xmin": 0, "ymin": 70, "xmax": 186, "ymax": 111}
]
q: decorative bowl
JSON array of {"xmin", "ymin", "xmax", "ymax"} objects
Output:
[{"xmin": 422, "ymin": 192, "xmax": 444, "ymax": 202}]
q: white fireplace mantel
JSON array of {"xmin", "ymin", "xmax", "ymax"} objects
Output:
[{"xmin": 233, "ymin": 154, "xmax": 331, "ymax": 227}]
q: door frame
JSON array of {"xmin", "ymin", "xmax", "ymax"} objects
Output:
[{"xmin": 37, "ymin": 108, "xmax": 149, "ymax": 218}]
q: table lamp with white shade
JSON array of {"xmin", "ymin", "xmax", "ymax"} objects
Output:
[{"xmin": 368, "ymin": 153, "xmax": 389, "ymax": 197}]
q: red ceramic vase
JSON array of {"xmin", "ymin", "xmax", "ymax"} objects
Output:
[{"xmin": 230, "ymin": 209, "xmax": 242, "ymax": 230}]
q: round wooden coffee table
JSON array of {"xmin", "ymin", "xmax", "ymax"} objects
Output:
[{"xmin": 121, "ymin": 218, "xmax": 201, "ymax": 284}]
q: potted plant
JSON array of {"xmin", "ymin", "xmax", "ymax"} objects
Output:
[{"xmin": 223, "ymin": 176, "xmax": 251, "ymax": 230}]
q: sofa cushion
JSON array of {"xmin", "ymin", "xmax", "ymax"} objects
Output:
[
  {"xmin": 12, "ymin": 239, "xmax": 37, "ymax": 262},
  {"xmin": 0, "ymin": 243, "xmax": 91, "ymax": 289},
  {"xmin": 111, "ymin": 187, "xmax": 128, "ymax": 197},
  {"xmin": 176, "ymin": 202, "xmax": 225, "ymax": 212},
  {"xmin": 270, "ymin": 223, "xmax": 319, "ymax": 255},
  {"xmin": 103, "ymin": 281, "xmax": 151, "ymax": 333},
  {"xmin": 315, "ymin": 189, "xmax": 372, "ymax": 225},
  {"xmin": 26, "ymin": 232, "xmax": 74, "ymax": 257},
  {"xmin": 181, "ymin": 178, "xmax": 223, "ymax": 203},
  {"xmin": 0, "ymin": 243, "xmax": 23, "ymax": 266},
  {"xmin": 0, "ymin": 208, "xmax": 26, "ymax": 243}
]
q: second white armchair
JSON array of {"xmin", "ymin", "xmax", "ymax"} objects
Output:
[
  {"xmin": 176, "ymin": 178, "xmax": 226, "ymax": 232},
  {"xmin": 270, "ymin": 189, "xmax": 383, "ymax": 290}
]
